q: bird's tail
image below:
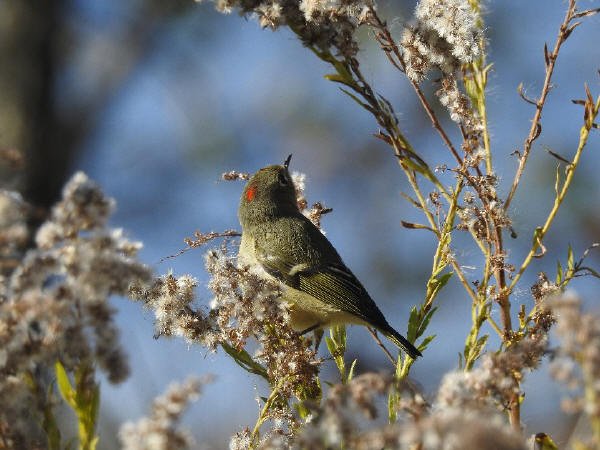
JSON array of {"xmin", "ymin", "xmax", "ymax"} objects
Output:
[{"xmin": 381, "ymin": 327, "xmax": 422, "ymax": 359}]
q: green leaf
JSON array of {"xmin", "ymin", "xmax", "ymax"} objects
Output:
[
  {"xmin": 471, "ymin": 334, "xmax": 489, "ymax": 361},
  {"xmin": 427, "ymin": 271, "xmax": 453, "ymax": 305},
  {"xmin": 401, "ymin": 157, "xmax": 429, "ymax": 178},
  {"xmin": 432, "ymin": 272, "xmax": 453, "ymax": 298},
  {"xmin": 328, "ymin": 326, "xmax": 349, "ymax": 382},
  {"xmin": 331, "ymin": 59, "xmax": 353, "ymax": 81},
  {"xmin": 406, "ymin": 306, "xmax": 419, "ymax": 342},
  {"xmin": 221, "ymin": 343, "xmax": 269, "ymax": 381},
  {"xmin": 339, "ymin": 88, "xmax": 375, "ymax": 114},
  {"xmin": 418, "ymin": 335, "xmax": 436, "ymax": 352},
  {"xmin": 556, "ymin": 260, "xmax": 563, "ymax": 284},
  {"xmin": 324, "ymin": 73, "xmax": 351, "ymax": 84},
  {"xmin": 463, "ymin": 339, "xmax": 473, "ymax": 363},
  {"xmin": 567, "ymin": 245, "xmax": 574, "ymax": 272},
  {"xmin": 347, "ymin": 359, "xmax": 357, "ymax": 382},
  {"xmin": 294, "ymin": 402, "xmax": 311, "ymax": 420},
  {"xmin": 55, "ymin": 361, "xmax": 76, "ymax": 409},
  {"xmin": 437, "ymin": 272, "xmax": 453, "ymax": 289},
  {"xmin": 416, "ymin": 306, "xmax": 438, "ymax": 338},
  {"xmin": 325, "ymin": 336, "xmax": 335, "ymax": 355},
  {"xmin": 331, "ymin": 325, "xmax": 346, "ymax": 350},
  {"xmin": 339, "ymin": 325, "xmax": 346, "ymax": 347},
  {"xmin": 388, "ymin": 390, "xmax": 398, "ymax": 424}
]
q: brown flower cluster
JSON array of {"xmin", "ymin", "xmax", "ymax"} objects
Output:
[
  {"xmin": 438, "ymin": 335, "xmax": 548, "ymax": 412},
  {"xmin": 398, "ymin": 407, "xmax": 528, "ymax": 450},
  {"xmin": 457, "ymin": 173, "xmax": 512, "ymax": 246},
  {"xmin": 222, "ymin": 170, "xmax": 250, "ymax": 181},
  {"xmin": 291, "ymin": 373, "xmax": 393, "ymax": 448},
  {"xmin": 0, "ymin": 172, "xmax": 152, "ymax": 446},
  {"xmin": 259, "ymin": 371, "xmax": 528, "ymax": 449},
  {"xmin": 291, "ymin": 171, "xmax": 331, "ymax": 231},
  {"xmin": 206, "ymin": 246, "xmax": 322, "ymax": 401},
  {"xmin": 130, "ymin": 243, "xmax": 322, "ymax": 418},
  {"xmin": 401, "ymin": 0, "xmax": 482, "ymax": 82},
  {"xmin": 119, "ymin": 376, "xmax": 213, "ymax": 450},
  {"xmin": 199, "ymin": 0, "xmax": 373, "ymax": 57}
]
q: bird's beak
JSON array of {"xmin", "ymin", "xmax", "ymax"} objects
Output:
[{"xmin": 283, "ymin": 154, "xmax": 292, "ymax": 169}]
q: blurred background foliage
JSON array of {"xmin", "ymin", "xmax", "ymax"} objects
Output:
[{"xmin": 1, "ymin": 0, "xmax": 599, "ymax": 447}]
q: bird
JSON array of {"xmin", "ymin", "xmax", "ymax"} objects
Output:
[{"xmin": 237, "ymin": 155, "xmax": 421, "ymax": 359}]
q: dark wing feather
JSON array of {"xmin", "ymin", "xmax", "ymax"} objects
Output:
[
  {"xmin": 295, "ymin": 266, "xmax": 422, "ymax": 358},
  {"xmin": 252, "ymin": 219, "xmax": 422, "ymax": 358},
  {"xmin": 255, "ymin": 237, "xmax": 388, "ymax": 328},
  {"xmin": 297, "ymin": 264, "xmax": 381, "ymax": 320}
]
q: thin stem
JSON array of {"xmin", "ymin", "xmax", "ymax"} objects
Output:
[
  {"xmin": 472, "ymin": 62, "xmax": 493, "ymax": 173},
  {"xmin": 449, "ymin": 259, "xmax": 478, "ymax": 304},
  {"xmin": 509, "ymin": 93, "xmax": 600, "ymax": 293},
  {"xmin": 250, "ymin": 378, "xmax": 286, "ymax": 448},
  {"xmin": 403, "ymin": 166, "xmax": 441, "ymax": 236},
  {"xmin": 409, "ymin": 80, "xmax": 463, "ymax": 165},
  {"xmin": 494, "ymin": 230, "xmax": 512, "ymax": 337},
  {"xmin": 487, "ymin": 315, "xmax": 503, "ymax": 338},
  {"xmin": 504, "ymin": 0, "xmax": 577, "ymax": 211},
  {"xmin": 368, "ymin": 8, "xmax": 463, "ymax": 166},
  {"xmin": 368, "ymin": 328, "xmax": 396, "ymax": 366},
  {"xmin": 509, "ymin": 392, "xmax": 521, "ymax": 430}
]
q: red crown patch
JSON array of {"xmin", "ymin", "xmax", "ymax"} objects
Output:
[{"xmin": 246, "ymin": 185, "xmax": 256, "ymax": 201}]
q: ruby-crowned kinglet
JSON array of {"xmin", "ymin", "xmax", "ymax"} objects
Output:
[{"xmin": 237, "ymin": 155, "xmax": 421, "ymax": 359}]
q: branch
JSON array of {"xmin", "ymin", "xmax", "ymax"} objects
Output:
[
  {"xmin": 160, "ymin": 229, "xmax": 241, "ymax": 262},
  {"xmin": 509, "ymin": 88, "xmax": 600, "ymax": 293},
  {"xmin": 504, "ymin": 0, "xmax": 578, "ymax": 211},
  {"xmin": 367, "ymin": 8, "xmax": 463, "ymax": 166}
]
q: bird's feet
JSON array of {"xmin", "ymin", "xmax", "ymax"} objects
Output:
[{"xmin": 298, "ymin": 323, "xmax": 323, "ymax": 352}]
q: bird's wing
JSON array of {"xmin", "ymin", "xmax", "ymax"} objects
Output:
[{"xmin": 254, "ymin": 239, "xmax": 387, "ymax": 326}]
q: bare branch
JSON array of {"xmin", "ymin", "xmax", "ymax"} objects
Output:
[
  {"xmin": 160, "ymin": 230, "xmax": 242, "ymax": 262},
  {"xmin": 367, "ymin": 328, "xmax": 396, "ymax": 366},
  {"xmin": 504, "ymin": 0, "xmax": 578, "ymax": 211}
]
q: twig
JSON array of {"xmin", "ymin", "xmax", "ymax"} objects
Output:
[
  {"xmin": 509, "ymin": 90, "xmax": 600, "ymax": 293},
  {"xmin": 504, "ymin": 0, "xmax": 577, "ymax": 211},
  {"xmin": 159, "ymin": 229, "xmax": 241, "ymax": 262},
  {"xmin": 367, "ymin": 328, "xmax": 396, "ymax": 366},
  {"xmin": 368, "ymin": 8, "xmax": 463, "ymax": 166}
]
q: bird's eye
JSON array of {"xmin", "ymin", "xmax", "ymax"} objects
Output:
[{"xmin": 278, "ymin": 172, "xmax": 289, "ymax": 186}]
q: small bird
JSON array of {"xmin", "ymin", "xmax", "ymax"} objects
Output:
[{"xmin": 237, "ymin": 155, "xmax": 422, "ymax": 359}]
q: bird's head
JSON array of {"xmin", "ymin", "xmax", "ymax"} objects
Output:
[{"xmin": 238, "ymin": 155, "xmax": 298, "ymax": 226}]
